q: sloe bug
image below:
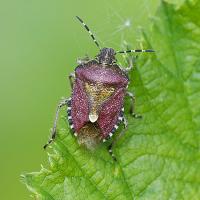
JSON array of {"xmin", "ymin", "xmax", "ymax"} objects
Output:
[{"xmin": 44, "ymin": 16, "xmax": 154, "ymax": 158}]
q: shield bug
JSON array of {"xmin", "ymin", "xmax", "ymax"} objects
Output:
[{"xmin": 44, "ymin": 16, "xmax": 154, "ymax": 158}]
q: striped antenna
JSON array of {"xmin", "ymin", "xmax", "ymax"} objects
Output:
[
  {"xmin": 76, "ymin": 16, "xmax": 101, "ymax": 49},
  {"xmin": 116, "ymin": 49, "xmax": 155, "ymax": 54}
]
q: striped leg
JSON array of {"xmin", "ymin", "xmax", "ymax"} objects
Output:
[
  {"xmin": 68, "ymin": 73, "xmax": 75, "ymax": 89},
  {"xmin": 126, "ymin": 91, "xmax": 142, "ymax": 119},
  {"xmin": 43, "ymin": 98, "xmax": 70, "ymax": 149},
  {"xmin": 108, "ymin": 117, "xmax": 128, "ymax": 161}
]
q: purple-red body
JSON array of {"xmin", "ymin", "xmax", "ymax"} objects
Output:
[
  {"xmin": 43, "ymin": 16, "xmax": 154, "ymax": 152},
  {"xmin": 68, "ymin": 58, "xmax": 129, "ymax": 147}
]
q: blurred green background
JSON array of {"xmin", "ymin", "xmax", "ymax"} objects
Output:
[{"xmin": 0, "ymin": 0, "xmax": 164, "ymax": 199}]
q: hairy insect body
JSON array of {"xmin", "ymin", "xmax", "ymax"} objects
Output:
[
  {"xmin": 44, "ymin": 16, "xmax": 154, "ymax": 158},
  {"xmin": 69, "ymin": 60, "xmax": 129, "ymax": 149}
]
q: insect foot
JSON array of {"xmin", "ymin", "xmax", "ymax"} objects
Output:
[
  {"xmin": 108, "ymin": 144, "xmax": 117, "ymax": 161},
  {"xmin": 43, "ymin": 128, "xmax": 56, "ymax": 149},
  {"xmin": 132, "ymin": 113, "xmax": 142, "ymax": 119}
]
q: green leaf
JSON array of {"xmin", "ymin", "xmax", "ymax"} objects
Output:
[{"xmin": 22, "ymin": 1, "xmax": 200, "ymax": 199}]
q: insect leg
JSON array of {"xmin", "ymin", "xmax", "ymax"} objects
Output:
[
  {"xmin": 68, "ymin": 73, "xmax": 75, "ymax": 89},
  {"xmin": 43, "ymin": 98, "xmax": 70, "ymax": 149},
  {"xmin": 108, "ymin": 117, "xmax": 128, "ymax": 161},
  {"xmin": 124, "ymin": 55, "xmax": 138, "ymax": 72},
  {"xmin": 126, "ymin": 91, "xmax": 142, "ymax": 119},
  {"xmin": 77, "ymin": 55, "xmax": 90, "ymax": 65}
]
